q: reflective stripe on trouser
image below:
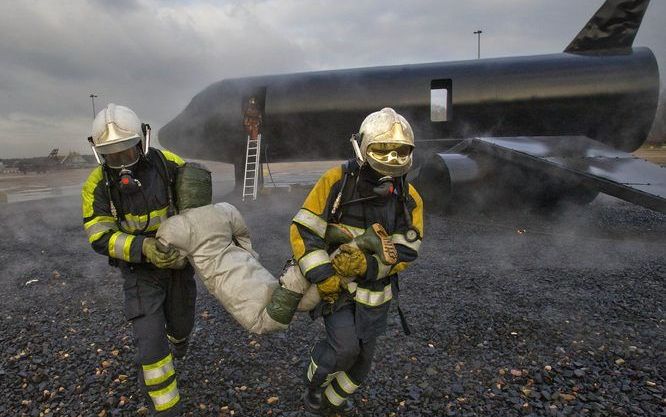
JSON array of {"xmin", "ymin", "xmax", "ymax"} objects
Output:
[
  {"xmin": 143, "ymin": 353, "xmax": 175, "ymax": 386},
  {"xmin": 307, "ymin": 305, "xmax": 377, "ymax": 402},
  {"xmin": 148, "ymin": 379, "xmax": 180, "ymax": 412},
  {"xmin": 324, "ymin": 372, "xmax": 361, "ymax": 406},
  {"xmin": 123, "ymin": 265, "xmax": 196, "ymax": 415}
]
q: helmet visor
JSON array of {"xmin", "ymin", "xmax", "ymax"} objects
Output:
[
  {"xmin": 104, "ymin": 146, "xmax": 140, "ymax": 169},
  {"xmin": 367, "ymin": 143, "xmax": 413, "ymax": 166}
]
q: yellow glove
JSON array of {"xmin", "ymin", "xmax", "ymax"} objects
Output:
[
  {"xmin": 170, "ymin": 255, "xmax": 189, "ymax": 270},
  {"xmin": 316, "ymin": 274, "xmax": 342, "ymax": 304},
  {"xmin": 142, "ymin": 238, "xmax": 182, "ymax": 269},
  {"xmin": 331, "ymin": 244, "xmax": 367, "ymax": 277}
]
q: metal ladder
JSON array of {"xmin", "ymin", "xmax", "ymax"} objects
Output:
[{"xmin": 242, "ymin": 133, "xmax": 261, "ymax": 201}]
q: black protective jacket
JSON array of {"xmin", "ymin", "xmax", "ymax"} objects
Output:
[
  {"xmin": 81, "ymin": 149, "xmax": 184, "ymax": 264},
  {"xmin": 290, "ymin": 160, "xmax": 424, "ymax": 337}
]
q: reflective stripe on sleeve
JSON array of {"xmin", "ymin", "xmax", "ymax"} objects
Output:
[
  {"xmin": 148, "ymin": 379, "xmax": 180, "ymax": 411},
  {"xmin": 335, "ymin": 372, "xmax": 359, "ymax": 394},
  {"xmin": 324, "ymin": 384, "xmax": 345, "ymax": 406},
  {"xmin": 142, "ymin": 353, "xmax": 176, "ymax": 386},
  {"xmin": 354, "ymin": 284, "xmax": 392, "ymax": 307},
  {"xmin": 292, "ymin": 209, "xmax": 328, "ymax": 239},
  {"xmin": 121, "ymin": 207, "xmax": 168, "ymax": 233},
  {"xmin": 391, "ymin": 233, "xmax": 422, "ymax": 252},
  {"xmin": 84, "ymin": 216, "xmax": 117, "ymax": 243},
  {"xmin": 108, "ymin": 232, "xmax": 135, "ymax": 261},
  {"xmin": 298, "ymin": 249, "xmax": 330, "ymax": 275}
]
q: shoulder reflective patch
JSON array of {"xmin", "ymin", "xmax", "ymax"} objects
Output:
[
  {"xmin": 293, "ymin": 209, "xmax": 328, "ymax": 239},
  {"xmin": 298, "ymin": 249, "xmax": 330, "ymax": 274},
  {"xmin": 407, "ymin": 184, "xmax": 424, "ymax": 237},
  {"xmin": 302, "ymin": 165, "xmax": 344, "ymax": 216},
  {"xmin": 354, "ymin": 284, "xmax": 392, "ymax": 306},
  {"xmin": 159, "ymin": 149, "xmax": 185, "ymax": 166},
  {"xmin": 81, "ymin": 166, "xmax": 104, "ymax": 219}
]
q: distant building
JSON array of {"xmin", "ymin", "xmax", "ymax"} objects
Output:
[{"xmin": 60, "ymin": 152, "xmax": 90, "ymax": 168}]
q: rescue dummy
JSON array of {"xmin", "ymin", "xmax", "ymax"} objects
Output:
[{"xmin": 154, "ymin": 165, "xmax": 399, "ymax": 334}]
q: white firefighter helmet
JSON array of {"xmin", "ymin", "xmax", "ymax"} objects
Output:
[
  {"xmin": 90, "ymin": 104, "xmax": 145, "ymax": 168},
  {"xmin": 358, "ymin": 107, "xmax": 415, "ymax": 177}
]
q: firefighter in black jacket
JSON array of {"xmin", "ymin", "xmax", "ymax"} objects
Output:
[
  {"xmin": 291, "ymin": 108, "xmax": 424, "ymax": 414},
  {"xmin": 82, "ymin": 104, "xmax": 195, "ymax": 416}
]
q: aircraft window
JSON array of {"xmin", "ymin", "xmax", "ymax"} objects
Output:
[{"xmin": 431, "ymin": 88, "xmax": 448, "ymax": 122}]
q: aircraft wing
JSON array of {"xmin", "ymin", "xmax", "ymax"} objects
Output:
[{"xmin": 468, "ymin": 136, "xmax": 666, "ymax": 213}]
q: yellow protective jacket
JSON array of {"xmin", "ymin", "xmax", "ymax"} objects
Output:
[
  {"xmin": 81, "ymin": 149, "xmax": 185, "ymax": 264},
  {"xmin": 290, "ymin": 160, "xmax": 423, "ymax": 313}
]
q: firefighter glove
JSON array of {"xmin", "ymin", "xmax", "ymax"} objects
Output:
[
  {"xmin": 142, "ymin": 237, "xmax": 182, "ymax": 269},
  {"xmin": 316, "ymin": 274, "xmax": 342, "ymax": 304},
  {"xmin": 332, "ymin": 244, "xmax": 368, "ymax": 277}
]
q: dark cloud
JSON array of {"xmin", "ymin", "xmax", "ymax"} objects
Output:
[{"xmin": 0, "ymin": 0, "xmax": 663, "ymax": 157}]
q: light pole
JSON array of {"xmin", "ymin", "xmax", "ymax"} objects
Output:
[
  {"xmin": 89, "ymin": 93, "xmax": 98, "ymax": 118},
  {"xmin": 473, "ymin": 30, "xmax": 483, "ymax": 59}
]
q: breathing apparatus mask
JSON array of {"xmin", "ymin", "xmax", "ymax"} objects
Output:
[
  {"xmin": 330, "ymin": 108, "xmax": 417, "ymax": 237},
  {"xmin": 87, "ymin": 104, "xmax": 154, "ymax": 194},
  {"xmin": 347, "ymin": 107, "xmax": 414, "ymax": 201}
]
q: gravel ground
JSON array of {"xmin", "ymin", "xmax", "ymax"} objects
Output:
[{"xmin": 0, "ymin": 188, "xmax": 664, "ymax": 417}]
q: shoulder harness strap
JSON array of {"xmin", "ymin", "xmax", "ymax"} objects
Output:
[{"xmin": 150, "ymin": 149, "xmax": 177, "ymax": 216}]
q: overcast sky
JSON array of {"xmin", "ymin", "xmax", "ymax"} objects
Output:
[{"xmin": 1, "ymin": 0, "xmax": 664, "ymax": 158}]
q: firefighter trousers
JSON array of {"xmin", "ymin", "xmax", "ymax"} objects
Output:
[
  {"xmin": 121, "ymin": 263, "xmax": 197, "ymax": 416},
  {"xmin": 307, "ymin": 303, "xmax": 377, "ymax": 407}
]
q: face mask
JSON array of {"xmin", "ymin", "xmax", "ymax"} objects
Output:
[
  {"xmin": 118, "ymin": 168, "xmax": 142, "ymax": 194},
  {"xmin": 104, "ymin": 146, "xmax": 140, "ymax": 169}
]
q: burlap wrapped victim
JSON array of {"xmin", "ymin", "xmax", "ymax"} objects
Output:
[{"xmin": 156, "ymin": 202, "xmax": 319, "ymax": 334}]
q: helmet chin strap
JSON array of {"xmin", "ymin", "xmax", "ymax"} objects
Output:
[
  {"xmin": 350, "ymin": 134, "xmax": 365, "ymax": 165},
  {"xmin": 142, "ymin": 123, "xmax": 151, "ymax": 154}
]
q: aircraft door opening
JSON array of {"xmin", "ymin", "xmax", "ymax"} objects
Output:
[{"xmin": 430, "ymin": 79, "xmax": 452, "ymax": 122}]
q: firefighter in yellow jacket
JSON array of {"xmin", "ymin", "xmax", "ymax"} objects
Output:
[
  {"xmin": 291, "ymin": 108, "xmax": 424, "ymax": 414},
  {"xmin": 81, "ymin": 104, "xmax": 196, "ymax": 416}
]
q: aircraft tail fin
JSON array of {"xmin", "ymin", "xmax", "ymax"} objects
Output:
[{"xmin": 565, "ymin": 0, "xmax": 650, "ymax": 53}]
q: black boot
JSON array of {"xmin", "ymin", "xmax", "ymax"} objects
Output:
[
  {"xmin": 322, "ymin": 394, "xmax": 354, "ymax": 415},
  {"xmin": 302, "ymin": 387, "xmax": 323, "ymax": 415},
  {"xmin": 330, "ymin": 398, "xmax": 354, "ymax": 414},
  {"xmin": 168, "ymin": 335, "xmax": 189, "ymax": 360}
]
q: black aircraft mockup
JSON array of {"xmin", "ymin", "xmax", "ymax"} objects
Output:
[{"xmin": 160, "ymin": 0, "xmax": 665, "ymax": 213}]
